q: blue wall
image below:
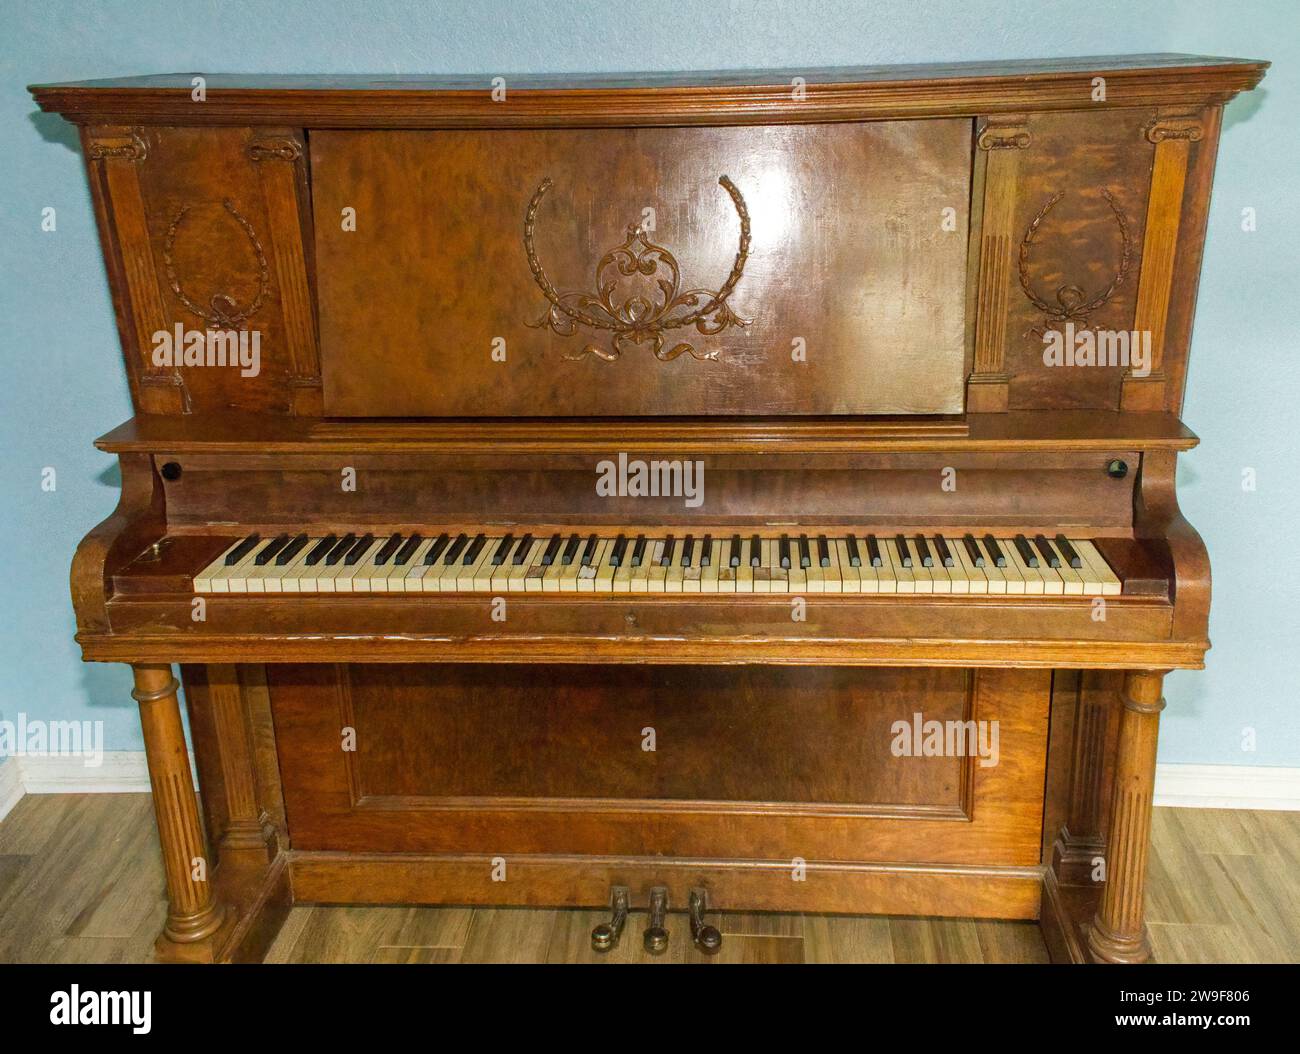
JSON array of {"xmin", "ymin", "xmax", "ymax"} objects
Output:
[{"xmin": 1, "ymin": 0, "xmax": 1295, "ymax": 765}]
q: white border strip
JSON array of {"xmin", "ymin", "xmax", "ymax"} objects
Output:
[
  {"xmin": 1154, "ymin": 763, "xmax": 1300, "ymax": 811},
  {"xmin": 0, "ymin": 757, "xmax": 23, "ymax": 824}
]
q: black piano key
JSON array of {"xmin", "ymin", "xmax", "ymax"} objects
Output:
[
  {"xmin": 700, "ymin": 534, "xmax": 713, "ymax": 567},
  {"xmin": 325, "ymin": 533, "xmax": 357, "ymax": 567},
  {"xmin": 462, "ymin": 533, "xmax": 486, "ymax": 565},
  {"xmin": 580, "ymin": 533, "xmax": 597, "ymax": 567},
  {"xmin": 934, "ymin": 534, "xmax": 954, "ymax": 568},
  {"xmin": 1034, "ymin": 533, "xmax": 1061, "ymax": 568},
  {"xmin": 275, "ymin": 533, "xmax": 310, "ymax": 566},
  {"xmin": 373, "ymin": 532, "xmax": 404, "ymax": 566},
  {"xmin": 344, "ymin": 533, "xmax": 375, "ymax": 567},
  {"xmin": 681, "ymin": 534, "xmax": 695, "ymax": 567},
  {"xmin": 1055, "ymin": 533, "xmax": 1083, "ymax": 569},
  {"xmin": 255, "ymin": 533, "xmax": 291, "ymax": 566},
  {"xmin": 225, "ymin": 534, "xmax": 261, "ymax": 566},
  {"xmin": 443, "ymin": 532, "xmax": 469, "ymax": 565},
  {"xmin": 913, "ymin": 533, "xmax": 933, "ymax": 568},
  {"xmin": 962, "ymin": 533, "xmax": 985, "ymax": 568},
  {"xmin": 660, "ymin": 534, "xmax": 676, "ymax": 567},
  {"xmin": 303, "ymin": 535, "xmax": 337, "ymax": 567},
  {"xmin": 609, "ymin": 534, "xmax": 628, "ymax": 567},
  {"xmin": 304, "ymin": 534, "xmax": 338, "ymax": 566},
  {"xmin": 797, "ymin": 534, "xmax": 811, "ymax": 570},
  {"xmin": 845, "ymin": 533, "xmax": 862, "ymax": 568},
  {"xmin": 512, "ymin": 533, "xmax": 535, "ymax": 566},
  {"xmin": 895, "ymin": 534, "xmax": 913, "ymax": 568},
  {"xmin": 630, "ymin": 534, "xmax": 647, "ymax": 567},
  {"xmin": 983, "ymin": 534, "xmax": 1007, "ymax": 568},
  {"xmin": 867, "ymin": 534, "xmax": 882, "ymax": 568},
  {"xmin": 424, "ymin": 532, "xmax": 451, "ymax": 565},
  {"xmin": 1014, "ymin": 533, "xmax": 1039, "ymax": 568},
  {"xmin": 393, "ymin": 533, "xmax": 424, "ymax": 566},
  {"xmin": 729, "ymin": 534, "xmax": 742, "ymax": 568},
  {"xmin": 817, "ymin": 534, "xmax": 830, "ymax": 568},
  {"xmin": 749, "ymin": 534, "xmax": 762, "ymax": 567},
  {"xmin": 540, "ymin": 533, "xmax": 562, "ymax": 566},
  {"xmin": 491, "ymin": 533, "xmax": 515, "ymax": 566},
  {"xmin": 561, "ymin": 533, "xmax": 581, "ymax": 566},
  {"xmin": 779, "ymin": 534, "xmax": 791, "ymax": 570}
]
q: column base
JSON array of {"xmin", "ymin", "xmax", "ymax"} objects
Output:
[{"xmin": 1088, "ymin": 907, "xmax": 1154, "ymax": 964}]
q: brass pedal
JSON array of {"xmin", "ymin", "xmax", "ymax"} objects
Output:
[
  {"xmin": 590, "ymin": 886, "xmax": 630, "ymax": 952},
  {"xmin": 643, "ymin": 886, "xmax": 670, "ymax": 955},
  {"xmin": 688, "ymin": 888, "xmax": 723, "ymax": 954}
]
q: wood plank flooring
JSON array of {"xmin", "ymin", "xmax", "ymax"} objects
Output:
[{"xmin": 0, "ymin": 794, "xmax": 1296, "ymax": 963}]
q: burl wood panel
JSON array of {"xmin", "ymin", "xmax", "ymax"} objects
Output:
[
  {"xmin": 998, "ymin": 109, "xmax": 1155, "ymax": 411},
  {"xmin": 311, "ymin": 122, "xmax": 972, "ymax": 417},
  {"xmin": 269, "ymin": 664, "xmax": 1051, "ymax": 866},
  {"xmin": 85, "ymin": 124, "xmax": 319, "ymax": 415},
  {"xmin": 346, "ymin": 665, "xmax": 969, "ymax": 807}
]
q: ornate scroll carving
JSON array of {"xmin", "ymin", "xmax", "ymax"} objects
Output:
[
  {"xmin": 246, "ymin": 135, "xmax": 303, "ymax": 162},
  {"xmin": 86, "ymin": 131, "xmax": 148, "ymax": 162},
  {"xmin": 1143, "ymin": 112, "xmax": 1204, "ymax": 143},
  {"xmin": 163, "ymin": 198, "xmax": 271, "ymax": 328},
  {"xmin": 1018, "ymin": 189, "xmax": 1133, "ymax": 336},
  {"xmin": 977, "ymin": 115, "xmax": 1031, "ymax": 151},
  {"xmin": 524, "ymin": 176, "xmax": 750, "ymax": 362}
]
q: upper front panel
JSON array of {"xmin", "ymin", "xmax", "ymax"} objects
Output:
[{"xmin": 311, "ymin": 122, "xmax": 971, "ymax": 416}]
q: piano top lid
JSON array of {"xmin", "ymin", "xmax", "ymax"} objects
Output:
[{"xmin": 30, "ymin": 53, "xmax": 1267, "ymax": 127}]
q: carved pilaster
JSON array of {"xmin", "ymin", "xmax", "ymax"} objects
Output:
[
  {"xmin": 1088, "ymin": 669, "xmax": 1166, "ymax": 964},
  {"xmin": 1122, "ymin": 109, "xmax": 1203, "ymax": 410},
  {"xmin": 206, "ymin": 665, "xmax": 277, "ymax": 860},
  {"xmin": 132, "ymin": 664, "xmax": 230, "ymax": 951},
  {"xmin": 82, "ymin": 126, "xmax": 189, "ymax": 412},
  {"xmin": 245, "ymin": 128, "xmax": 322, "ymax": 414},
  {"xmin": 969, "ymin": 115, "xmax": 1031, "ymax": 412}
]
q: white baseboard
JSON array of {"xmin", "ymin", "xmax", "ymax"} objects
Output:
[
  {"xmin": 2, "ymin": 755, "xmax": 1296, "ymax": 815},
  {"xmin": 1154, "ymin": 763, "xmax": 1300, "ymax": 810},
  {"xmin": 0, "ymin": 758, "xmax": 23, "ymax": 823},
  {"xmin": 4, "ymin": 751, "xmax": 195, "ymax": 796}
]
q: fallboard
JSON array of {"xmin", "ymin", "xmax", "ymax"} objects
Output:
[{"xmin": 310, "ymin": 121, "xmax": 972, "ymax": 417}]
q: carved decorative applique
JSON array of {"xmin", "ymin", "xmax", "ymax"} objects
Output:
[
  {"xmin": 163, "ymin": 198, "xmax": 271, "ymax": 328},
  {"xmin": 524, "ymin": 176, "xmax": 750, "ymax": 362},
  {"xmin": 1018, "ymin": 189, "xmax": 1132, "ymax": 337}
]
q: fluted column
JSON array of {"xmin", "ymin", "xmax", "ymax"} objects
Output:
[
  {"xmin": 1088, "ymin": 669, "xmax": 1166, "ymax": 964},
  {"xmin": 132, "ymin": 663, "xmax": 227, "ymax": 944}
]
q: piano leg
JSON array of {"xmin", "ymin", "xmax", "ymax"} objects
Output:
[
  {"xmin": 1087, "ymin": 668, "xmax": 1167, "ymax": 964},
  {"xmin": 132, "ymin": 663, "xmax": 233, "ymax": 960}
]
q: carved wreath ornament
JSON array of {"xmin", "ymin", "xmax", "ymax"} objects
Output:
[
  {"xmin": 524, "ymin": 176, "xmax": 751, "ymax": 362},
  {"xmin": 163, "ymin": 198, "xmax": 271, "ymax": 328},
  {"xmin": 1018, "ymin": 188, "xmax": 1132, "ymax": 338}
]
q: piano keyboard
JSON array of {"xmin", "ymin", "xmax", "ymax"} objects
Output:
[{"xmin": 194, "ymin": 531, "xmax": 1122, "ymax": 596}]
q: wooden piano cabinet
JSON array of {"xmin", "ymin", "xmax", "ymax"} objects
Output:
[{"xmin": 34, "ymin": 57, "xmax": 1265, "ymax": 963}]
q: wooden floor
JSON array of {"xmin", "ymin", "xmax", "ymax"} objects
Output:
[{"xmin": 0, "ymin": 794, "xmax": 1296, "ymax": 963}]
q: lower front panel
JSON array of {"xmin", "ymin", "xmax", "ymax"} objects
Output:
[{"xmin": 268, "ymin": 663, "xmax": 1051, "ymax": 918}]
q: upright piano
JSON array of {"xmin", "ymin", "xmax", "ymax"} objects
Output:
[{"xmin": 31, "ymin": 54, "xmax": 1266, "ymax": 962}]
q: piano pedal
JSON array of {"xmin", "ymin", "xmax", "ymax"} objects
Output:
[
  {"xmin": 590, "ymin": 886, "xmax": 630, "ymax": 953},
  {"xmin": 643, "ymin": 886, "xmax": 670, "ymax": 955},
  {"xmin": 688, "ymin": 888, "xmax": 723, "ymax": 954}
]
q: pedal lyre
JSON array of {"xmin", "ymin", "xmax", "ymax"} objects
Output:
[
  {"xmin": 688, "ymin": 887, "xmax": 723, "ymax": 954},
  {"xmin": 590, "ymin": 886, "xmax": 630, "ymax": 952}
]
